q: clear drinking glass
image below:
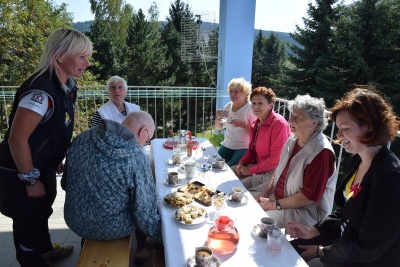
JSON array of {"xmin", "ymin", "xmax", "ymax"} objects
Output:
[
  {"xmin": 212, "ymin": 194, "xmax": 226, "ymax": 218},
  {"xmin": 197, "ymin": 161, "xmax": 212, "ymax": 185},
  {"xmin": 267, "ymin": 226, "xmax": 284, "ymax": 255}
]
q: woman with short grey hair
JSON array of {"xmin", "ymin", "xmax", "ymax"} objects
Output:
[
  {"xmin": 288, "ymin": 94, "xmax": 327, "ymax": 132},
  {"xmin": 257, "ymin": 94, "xmax": 337, "ymax": 228},
  {"xmin": 91, "ymin": 75, "xmax": 140, "ymax": 127}
]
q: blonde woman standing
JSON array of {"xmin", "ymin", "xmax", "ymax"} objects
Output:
[{"xmin": 0, "ymin": 28, "xmax": 92, "ymax": 266}]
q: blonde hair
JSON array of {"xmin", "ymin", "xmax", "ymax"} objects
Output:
[
  {"xmin": 227, "ymin": 77, "xmax": 252, "ymax": 101},
  {"xmin": 35, "ymin": 28, "xmax": 92, "ymax": 82}
]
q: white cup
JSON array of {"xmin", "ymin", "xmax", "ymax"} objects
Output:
[
  {"xmin": 165, "ymin": 171, "xmax": 179, "ymax": 185},
  {"xmin": 215, "ymin": 157, "xmax": 225, "ymax": 169},
  {"xmin": 231, "ymin": 187, "xmax": 244, "ymax": 202},
  {"xmin": 184, "ymin": 161, "xmax": 196, "ymax": 179},
  {"xmin": 195, "ymin": 246, "xmax": 213, "ymax": 267},
  {"xmin": 260, "ymin": 217, "xmax": 277, "ymax": 237}
]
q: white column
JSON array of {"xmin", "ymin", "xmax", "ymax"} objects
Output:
[{"xmin": 216, "ymin": 0, "xmax": 256, "ymax": 109}]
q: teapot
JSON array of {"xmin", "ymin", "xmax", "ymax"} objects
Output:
[{"xmin": 207, "ymin": 214, "xmax": 239, "ymax": 254}]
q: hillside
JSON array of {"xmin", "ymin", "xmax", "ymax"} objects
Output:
[
  {"xmin": 73, "ymin": 21, "xmax": 92, "ymax": 33},
  {"xmin": 73, "ymin": 21, "xmax": 295, "ymax": 46},
  {"xmin": 255, "ymin": 29, "xmax": 294, "ymax": 46}
]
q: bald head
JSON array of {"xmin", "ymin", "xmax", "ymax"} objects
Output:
[{"xmin": 122, "ymin": 111, "xmax": 155, "ymax": 146}]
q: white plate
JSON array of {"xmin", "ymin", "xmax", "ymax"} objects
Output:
[
  {"xmin": 251, "ymin": 223, "xmax": 268, "ymax": 239},
  {"xmin": 174, "ymin": 206, "xmax": 208, "ymax": 225},
  {"xmin": 163, "ymin": 192, "xmax": 193, "ymax": 207},
  {"xmin": 186, "ymin": 255, "xmax": 221, "ymax": 267},
  {"xmin": 227, "ymin": 192, "xmax": 249, "ymax": 204},
  {"xmin": 163, "ymin": 179, "xmax": 183, "ymax": 187},
  {"xmin": 218, "ymin": 118, "xmax": 232, "ymax": 123}
]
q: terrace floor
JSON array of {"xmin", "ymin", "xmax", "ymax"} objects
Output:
[{"xmin": 0, "ymin": 176, "xmax": 165, "ymax": 267}]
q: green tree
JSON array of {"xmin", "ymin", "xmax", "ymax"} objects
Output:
[
  {"xmin": 0, "ymin": 0, "xmax": 72, "ymax": 85},
  {"xmin": 282, "ymin": 0, "xmax": 342, "ymax": 105},
  {"xmin": 161, "ymin": 0, "xmax": 194, "ymax": 86},
  {"xmin": 123, "ymin": 6, "xmax": 172, "ymax": 86},
  {"xmin": 252, "ymin": 31, "xmax": 286, "ymax": 88},
  {"xmin": 332, "ymin": 0, "xmax": 400, "ymax": 113},
  {"xmin": 87, "ymin": 0, "xmax": 133, "ymax": 80},
  {"xmin": 252, "ymin": 30, "xmax": 265, "ymax": 87}
]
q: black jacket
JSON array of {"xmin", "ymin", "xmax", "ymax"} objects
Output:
[
  {"xmin": 0, "ymin": 71, "xmax": 77, "ymax": 218},
  {"xmin": 316, "ymin": 146, "xmax": 400, "ymax": 267},
  {"xmin": 0, "ymin": 70, "xmax": 77, "ymax": 170}
]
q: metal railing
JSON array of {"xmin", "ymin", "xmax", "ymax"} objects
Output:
[
  {"xmin": 0, "ymin": 85, "xmax": 292, "ymax": 139},
  {"xmin": 1, "ymin": 85, "xmax": 399, "ymax": 175}
]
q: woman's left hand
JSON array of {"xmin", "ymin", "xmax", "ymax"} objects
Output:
[
  {"xmin": 239, "ymin": 165, "xmax": 251, "ymax": 176},
  {"xmin": 259, "ymin": 197, "xmax": 275, "ymax": 210},
  {"xmin": 298, "ymin": 245, "xmax": 319, "ymax": 261}
]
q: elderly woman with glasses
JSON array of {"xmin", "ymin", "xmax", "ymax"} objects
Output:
[
  {"xmin": 235, "ymin": 87, "xmax": 290, "ymax": 196},
  {"xmin": 92, "ymin": 75, "xmax": 140, "ymax": 127},
  {"xmin": 257, "ymin": 94, "xmax": 337, "ymax": 228}
]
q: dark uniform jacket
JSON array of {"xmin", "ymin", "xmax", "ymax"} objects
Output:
[
  {"xmin": 0, "ymin": 70, "xmax": 77, "ymax": 218},
  {"xmin": 316, "ymin": 147, "xmax": 400, "ymax": 267}
]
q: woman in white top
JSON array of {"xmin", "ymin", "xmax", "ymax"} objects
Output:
[
  {"xmin": 92, "ymin": 75, "xmax": 140, "ymax": 126},
  {"xmin": 215, "ymin": 78, "xmax": 256, "ymax": 166}
]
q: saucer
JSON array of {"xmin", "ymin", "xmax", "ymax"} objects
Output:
[
  {"xmin": 164, "ymin": 179, "xmax": 183, "ymax": 187},
  {"xmin": 251, "ymin": 223, "xmax": 268, "ymax": 239},
  {"xmin": 218, "ymin": 118, "xmax": 232, "ymax": 123},
  {"xmin": 186, "ymin": 255, "xmax": 221, "ymax": 267},
  {"xmin": 212, "ymin": 163, "xmax": 229, "ymax": 171},
  {"xmin": 227, "ymin": 193, "xmax": 248, "ymax": 204},
  {"xmin": 166, "ymin": 158, "xmax": 182, "ymax": 165}
]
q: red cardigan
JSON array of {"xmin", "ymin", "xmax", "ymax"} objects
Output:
[{"xmin": 240, "ymin": 110, "xmax": 290, "ymax": 174}]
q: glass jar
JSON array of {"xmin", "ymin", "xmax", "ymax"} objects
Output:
[{"xmin": 207, "ymin": 215, "xmax": 239, "ymax": 254}]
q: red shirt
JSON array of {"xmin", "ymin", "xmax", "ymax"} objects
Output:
[{"xmin": 275, "ymin": 143, "xmax": 335, "ymax": 202}]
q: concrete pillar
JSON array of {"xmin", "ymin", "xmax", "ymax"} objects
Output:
[{"xmin": 216, "ymin": 0, "xmax": 256, "ymax": 109}]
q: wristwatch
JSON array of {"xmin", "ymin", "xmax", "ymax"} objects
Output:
[
  {"xmin": 276, "ymin": 200, "xmax": 283, "ymax": 210},
  {"xmin": 24, "ymin": 178, "xmax": 38, "ymax": 186}
]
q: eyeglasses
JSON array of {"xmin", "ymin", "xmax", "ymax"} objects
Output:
[{"xmin": 144, "ymin": 129, "xmax": 151, "ymax": 146}]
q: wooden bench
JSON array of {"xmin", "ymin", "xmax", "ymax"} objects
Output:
[{"xmin": 77, "ymin": 236, "xmax": 131, "ymax": 267}]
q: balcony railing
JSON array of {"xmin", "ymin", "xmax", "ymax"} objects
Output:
[{"xmin": 1, "ymin": 85, "xmax": 399, "ymax": 176}]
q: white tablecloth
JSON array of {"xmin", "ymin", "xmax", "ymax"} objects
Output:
[{"xmin": 150, "ymin": 138, "xmax": 308, "ymax": 267}]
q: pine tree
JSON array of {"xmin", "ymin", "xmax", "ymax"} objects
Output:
[
  {"xmin": 252, "ymin": 31, "xmax": 287, "ymax": 89},
  {"xmin": 283, "ymin": 0, "xmax": 342, "ymax": 105},
  {"xmin": 87, "ymin": 0, "xmax": 132, "ymax": 81}
]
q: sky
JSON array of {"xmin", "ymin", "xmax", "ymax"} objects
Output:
[{"xmin": 54, "ymin": 0, "xmax": 353, "ymax": 33}]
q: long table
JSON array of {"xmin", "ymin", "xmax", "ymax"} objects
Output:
[{"xmin": 150, "ymin": 138, "xmax": 308, "ymax": 267}]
